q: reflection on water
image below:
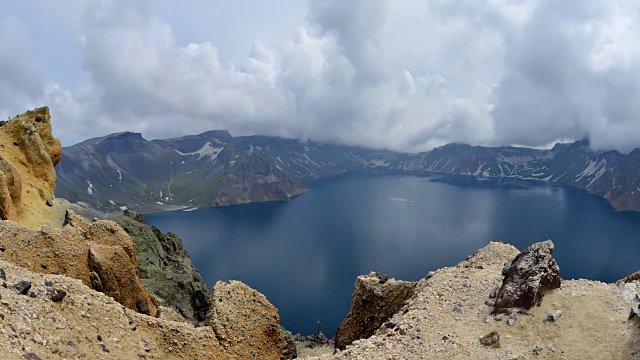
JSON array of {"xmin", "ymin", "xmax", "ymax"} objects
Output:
[{"xmin": 145, "ymin": 173, "xmax": 640, "ymax": 336}]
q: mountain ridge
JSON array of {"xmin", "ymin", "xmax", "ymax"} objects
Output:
[{"xmin": 55, "ymin": 131, "xmax": 640, "ymax": 213}]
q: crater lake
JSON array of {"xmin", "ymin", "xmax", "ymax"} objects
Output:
[{"xmin": 145, "ymin": 173, "xmax": 640, "ymax": 336}]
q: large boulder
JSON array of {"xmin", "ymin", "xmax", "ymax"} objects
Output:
[
  {"xmin": 334, "ymin": 272, "xmax": 417, "ymax": 350},
  {"xmin": 492, "ymin": 240, "xmax": 561, "ymax": 313},
  {"xmin": 204, "ymin": 280, "xmax": 292, "ymax": 359},
  {"xmin": 0, "ymin": 210, "xmax": 158, "ymax": 316}
]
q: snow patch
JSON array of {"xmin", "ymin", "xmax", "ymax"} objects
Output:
[
  {"xmin": 119, "ymin": 206, "xmax": 128, "ymax": 211},
  {"xmin": 109, "ymin": 200, "xmax": 115, "ymax": 205},
  {"xmin": 86, "ymin": 181, "xmax": 94, "ymax": 195},
  {"xmin": 116, "ymin": 169, "xmax": 122, "ymax": 180},
  {"xmin": 175, "ymin": 142, "xmax": 224, "ymax": 161}
]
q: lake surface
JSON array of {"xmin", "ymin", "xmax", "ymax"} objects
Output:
[{"xmin": 145, "ymin": 173, "xmax": 640, "ymax": 336}]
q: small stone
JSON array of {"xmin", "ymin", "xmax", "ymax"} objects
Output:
[
  {"xmin": 0, "ymin": 268, "xmax": 6, "ymax": 280},
  {"xmin": 489, "ymin": 287, "xmax": 498, "ymax": 299},
  {"xmin": 11, "ymin": 280, "xmax": 31, "ymax": 295},
  {"xmin": 40, "ymin": 263, "xmax": 47, "ymax": 269},
  {"xmin": 29, "ymin": 292, "xmax": 37, "ymax": 298},
  {"xmin": 442, "ymin": 335, "xmax": 449, "ymax": 341},
  {"xmin": 44, "ymin": 279, "xmax": 52, "ymax": 287},
  {"xmin": 462, "ymin": 283, "xmax": 471, "ymax": 288},
  {"xmin": 544, "ymin": 310, "xmax": 563, "ymax": 324},
  {"xmin": 532, "ymin": 345, "xmax": 543, "ymax": 355},
  {"xmin": 23, "ymin": 353, "xmax": 42, "ymax": 360},
  {"xmin": 384, "ymin": 322, "xmax": 396, "ymax": 329},
  {"xmin": 92, "ymin": 217, "xmax": 99, "ymax": 222},
  {"xmin": 476, "ymin": 265, "xmax": 484, "ymax": 269},
  {"xmin": 375, "ymin": 272, "xmax": 389, "ymax": 284},
  {"xmin": 99, "ymin": 344, "xmax": 110, "ymax": 353},
  {"xmin": 0, "ymin": 245, "xmax": 5, "ymax": 252},
  {"xmin": 628, "ymin": 305, "xmax": 640, "ymax": 320},
  {"xmin": 452, "ymin": 305, "xmax": 463, "ymax": 315},
  {"xmin": 50, "ymin": 289, "xmax": 67, "ymax": 302},
  {"xmin": 426, "ymin": 271, "xmax": 435, "ymax": 279},
  {"xmin": 484, "ymin": 300, "xmax": 494, "ymax": 307},
  {"xmin": 507, "ymin": 312, "xmax": 518, "ymax": 326},
  {"xmin": 479, "ymin": 331, "xmax": 500, "ymax": 348},
  {"xmin": 494, "ymin": 314, "xmax": 503, "ymax": 321},
  {"xmin": 165, "ymin": 273, "xmax": 173, "ymax": 280},
  {"xmin": 136, "ymin": 300, "xmax": 150, "ymax": 315},
  {"xmin": 142, "ymin": 341, "xmax": 151, "ymax": 352},
  {"xmin": 45, "ymin": 198, "xmax": 53, "ymax": 207},
  {"xmin": 67, "ymin": 341, "xmax": 78, "ymax": 349},
  {"xmin": 97, "ymin": 334, "xmax": 103, "ymax": 341},
  {"xmin": 13, "ymin": 141, "xmax": 18, "ymax": 146}
]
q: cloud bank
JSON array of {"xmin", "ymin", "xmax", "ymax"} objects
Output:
[{"xmin": 2, "ymin": 0, "xmax": 640, "ymax": 153}]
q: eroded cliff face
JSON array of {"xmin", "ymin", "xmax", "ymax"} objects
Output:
[{"xmin": 0, "ymin": 107, "xmax": 62, "ymax": 227}]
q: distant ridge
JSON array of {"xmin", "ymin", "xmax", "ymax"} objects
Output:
[{"xmin": 56, "ymin": 131, "xmax": 640, "ymax": 213}]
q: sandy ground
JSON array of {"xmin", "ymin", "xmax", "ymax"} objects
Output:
[{"xmin": 306, "ymin": 242, "xmax": 640, "ymax": 360}]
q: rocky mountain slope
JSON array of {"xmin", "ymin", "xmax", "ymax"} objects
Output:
[
  {"xmin": 55, "ymin": 131, "xmax": 308, "ymax": 212},
  {"xmin": 56, "ymin": 130, "xmax": 640, "ymax": 212}
]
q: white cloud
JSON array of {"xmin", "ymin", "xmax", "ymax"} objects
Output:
[{"xmin": 2, "ymin": 1, "xmax": 640, "ymax": 153}]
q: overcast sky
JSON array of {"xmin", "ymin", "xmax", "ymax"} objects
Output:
[{"xmin": 2, "ymin": 0, "xmax": 640, "ymax": 152}]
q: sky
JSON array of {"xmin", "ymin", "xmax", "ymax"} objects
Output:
[{"xmin": 1, "ymin": 0, "xmax": 640, "ymax": 153}]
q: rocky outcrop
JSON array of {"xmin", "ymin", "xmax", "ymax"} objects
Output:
[
  {"xmin": 204, "ymin": 280, "xmax": 292, "ymax": 359},
  {"xmin": 112, "ymin": 209, "xmax": 211, "ymax": 324},
  {"xmin": 0, "ymin": 210, "xmax": 158, "ymax": 316},
  {"xmin": 0, "ymin": 107, "xmax": 62, "ymax": 227},
  {"xmin": 334, "ymin": 272, "xmax": 417, "ymax": 350},
  {"xmin": 492, "ymin": 240, "xmax": 561, "ymax": 314},
  {"xmin": 318, "ymin": 242, "xmax": 639, "ymax": 360}
]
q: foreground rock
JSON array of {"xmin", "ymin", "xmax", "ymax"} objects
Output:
[
  {"xmin": 306, "ymin": 242, "xmax": 638, "ymax": 360},
  {"xmin": 58, "ymin": 204, "xmax": 212, "ymax": 325},
  {"xmin": 0, "ymin": 106, "xmax": 61, "ymax": 227},
  {"xmin": 492, "ymin": 240, "xmax": 561, "ymax": 314},
  {"xmin": 334, "ymin": 272, "xmax": 416, "ymax": 350},
  {"xmin": 0, "ymin": 210, "xmax": 159, "ymax": 316},
  {"xmin": 0, "ymin": 259, "xmax": 228, "ymax": 359},
  {"xmin": 205, "ymin": 280, "xmax": 293, "ymax": 359}
]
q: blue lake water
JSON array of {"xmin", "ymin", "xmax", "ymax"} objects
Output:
[{"xmin": 145, "ymin": 173, "xmax": 640, "ymax": 336}]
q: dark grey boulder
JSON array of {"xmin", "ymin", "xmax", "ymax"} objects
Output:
[
  {"xmin": 50, "ymin": 288, "xmax": 67, "ymax": 302},
  {"xmin": 12, "ymin": 280, "xmax": 31, "ymax": 295},
  {"xmin": 493, "ymin": 240, "xmax": 561, "ymax": 314}
]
